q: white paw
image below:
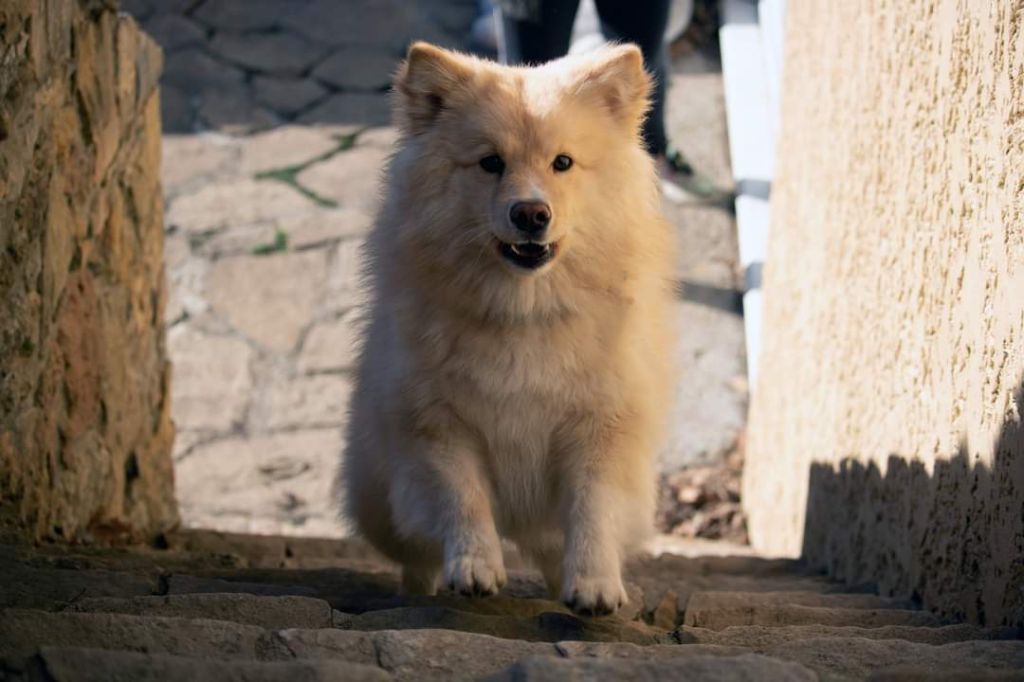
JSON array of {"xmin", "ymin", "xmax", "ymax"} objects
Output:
[
  {"xmin": 561, "ymin": 571, "xmax": 628, "ymax": 616},
  {"xmin": 443, "ymin": 545, "xmax": 507, "ymax": 597}
]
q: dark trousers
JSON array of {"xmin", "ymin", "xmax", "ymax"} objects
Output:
[{"xmin": 499, "ymin": 0, "xmax": 672, "ymax": 156}]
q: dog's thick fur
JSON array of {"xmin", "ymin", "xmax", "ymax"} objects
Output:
[{"xmin": 340, "ymin": 42, "xmax": 676, "ymax": 614}]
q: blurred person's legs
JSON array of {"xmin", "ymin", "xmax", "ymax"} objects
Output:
[
  {"xmin": 499, "ymin": 0, "xmax": 580, "ymax": 65},
  {"xmin": 498, "ymin": 0, "xmax": 704, "ymax": 199},
  {"xmin": 593, "ymin": 0, "xmax": 672, "ymax": 158},
  {"xmin": 499, "ymin": 0, "xmax": 671, "ymax": 157}
]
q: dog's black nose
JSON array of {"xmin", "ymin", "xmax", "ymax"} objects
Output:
[{"xmin": 509, "ymin": 201, "xmax": 551, "ymax": 236}]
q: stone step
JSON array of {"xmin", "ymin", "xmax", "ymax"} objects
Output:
[
  {"xmin": 684, "ymin": 591, "xmax": 944, "ymax": 629},
  {"xmin": 485, "ymin": 654, "xmax": 818, "ymax": 681},
  {"xmin": 18, "ymin": 647, "xmax": 390, "ymax": 682},
  {"xmin": 277, "ymin": 627, "xmax": 802, "ymax": 680},
  {"xmin": 677, "ymin": 623, "xmax": 1024, "ymax": 648},
  {"xmin": 340, "ymin": 606, "xmax": 666, "ymax": 644},
  {"xmin": 688, "ymin": 590, "xmax": 916, "ymax": 611},
  {"xmin": 0, "ymin": 610, "xmax": 288, "ymax": 663},
  {"xmin": 761, "ymin": 637, "xmax": 1024, "ymax": 681},
  {"xmin": 68, "ymin": 593, "xmax": 336, "ymax": 630},
  {"xmin": 164, "ymin": 569, "xmax": 648, "ymax": 623},
  {"xmin": 278, "ymin": 627, "xmax": 556, "ymax": 679},
  {"xmin": 0, "ymin": 561, "xmax": 158, "ymax": 611}
]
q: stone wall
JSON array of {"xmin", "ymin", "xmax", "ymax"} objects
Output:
[
  {"xmin": 0, "ymin": 0, "xmax": 177, "ymax": 542},
  {"xmin": 744, "ymin": 1, "xmax": 1024, "ymax": 626}
]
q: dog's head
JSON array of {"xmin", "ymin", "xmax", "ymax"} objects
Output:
[{"xmin": 384, "ymin": 42, "xmax": 659, "ymax": 319}]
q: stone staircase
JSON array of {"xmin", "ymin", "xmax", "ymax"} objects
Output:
[{"xmin": 1, "ymin": 531, "xmax": 1021, "ymax": 680}]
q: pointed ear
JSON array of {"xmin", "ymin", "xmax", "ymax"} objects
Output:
[
  {"xmin": 574, "ymin": 44, "xmax": 651, "ymax": 131},
  {"xmin": 394, "ymin": 42, "xmax": 475, "ymax": 134}
]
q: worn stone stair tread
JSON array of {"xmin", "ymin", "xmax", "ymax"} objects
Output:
[
  {"xmin": 484, "ymin": 653, "xmax": 819, "ymax": 681},
  {"xmin": 165, "ymin": 568, "xmax": 647, "ymax": 621},
  {"xmin": 553, "ymin": 640, "xmax": 752, "ymax": 658},
  {"xmin": 869, "ymin": 666, "xmax": 1024, "ymax": 681},
  {"xmin": 761, "ymin": 637, "xmax": 1024, "ymax": 681},
  {"xmin": 340, "ymin": 605, "xmax": 667, "ymax": 644},
  {"xmin": 677, "ymin": 623, "xmax": 1024, "ymax": 648},
  {"xmin": 688, "ymin": 590, "xmax": 917, "ymax": 610},
  {"xmin": 0, "ymin": 561, "xmax": 159, "ymax": 611},
  {"xmin": 67, "ymin": 593, "xmax": 335, "ymax": 629},
  {"xmin": 277, "ymin": 627, "xmax": 558, "ymax": 679},
  {"xmin": 26, "ymin": 646, "xmax": 392, "ymax": 682},
  {"xmin": 3, "ymin": 535, "xmax": 1020, "ymax": 681},
  {"xmin": 684, "ymin": 596, "xmax": 944, "ymax": 630},
  {"xmin": 0, "ymin": 609, "xmax": 287, "ymax": 662},
  {"xmin": 166, "ymin": 530, "xmax": 395, "ymax": 571}
]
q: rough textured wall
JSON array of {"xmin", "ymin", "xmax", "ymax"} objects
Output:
[
  {"xmin": 0, "ymin": 0, "xmax": 178, "ymax": 542},
  {"xmin": 745, "ymin": 0, "xmax": 1024, "ymax": 626}
]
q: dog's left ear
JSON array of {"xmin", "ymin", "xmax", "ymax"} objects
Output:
[
  {"xmin": 574, "ymin": 44, "xmax": 651, "ymax": 132},
  {"xmin": 395, "ymin": 42, "xmax": 475, "ymax": 134}
]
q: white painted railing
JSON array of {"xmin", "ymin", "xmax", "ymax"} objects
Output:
[{"xmin": 719, "ymin": 0, "xmax": 786, "ymax": 386}]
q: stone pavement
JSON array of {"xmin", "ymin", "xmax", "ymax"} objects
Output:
[
  {"xmin": 2, "ymin": 531, "xmax": 1022, "ymax": 680},
  {"xmin": 119, "ymin": 0, "xmax": 747, "ymax": 537}
]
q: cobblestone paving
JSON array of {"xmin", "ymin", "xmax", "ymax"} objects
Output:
[
  {"xmin": 2, "ymin": 531, "xmax": 1022, "ymax": 680},
  {"xmin": 121, "ymin": 0, "xmax": 747, "ymax": 537}
]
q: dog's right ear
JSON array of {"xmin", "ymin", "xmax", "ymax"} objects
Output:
[{"xmin": 395, "ymin": 42, "xmax": 474, "ymax": 134}]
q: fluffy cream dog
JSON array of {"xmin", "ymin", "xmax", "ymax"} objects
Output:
[{"xmin": 340, "ymin": 41, "xmax": 676, "ymax": 615}]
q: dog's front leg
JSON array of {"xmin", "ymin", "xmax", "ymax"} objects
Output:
[
  {"xmin": 391, "ymin": 435, "xmax": 506, "ymax": 597},
  {"xmin": 559, "ymin": 423, "xmax": 649, "ymax": 616}
]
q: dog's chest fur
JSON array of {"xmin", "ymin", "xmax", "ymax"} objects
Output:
[{"xmin": 411, "ymin": 309, "xmax": 618, "ymax": 528}]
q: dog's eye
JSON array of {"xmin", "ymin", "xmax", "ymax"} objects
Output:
[
  {"xmin": 479, "ymin": 154, "xmax": 505, "ymax": 174},
  {"xmin": 552, "ymin": 154, "xmax": 573, "ymax": 172}
]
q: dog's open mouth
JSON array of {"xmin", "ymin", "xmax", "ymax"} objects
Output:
[{"xmin": 497, "ymin": 241, "xmax": 558, "ymax": 270}]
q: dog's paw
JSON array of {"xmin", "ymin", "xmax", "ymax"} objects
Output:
[
  {"xmin": 443, "ymin": 546, "xmax": 507, "ymax": 597},
  {"xmin": 561, "ymin": 572, "xmax": 628, "ymax": 616}
]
